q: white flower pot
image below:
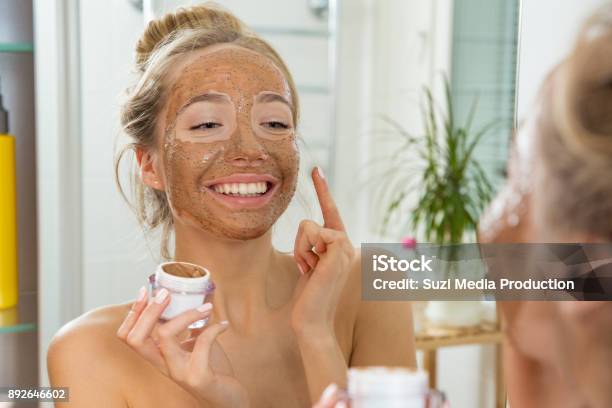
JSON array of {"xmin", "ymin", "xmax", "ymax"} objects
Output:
[{"xmin": 424, "ymin": 300, "xmax": 483, "ymax": 328}]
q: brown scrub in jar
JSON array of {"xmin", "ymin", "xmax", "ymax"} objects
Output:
[
  {"xmin": 162, "ymin": 263, "xmax": 206, "ymax": 278},
  {"xmin": 157, "ymin": 45, "xmax": 299, "ymax": 240}
]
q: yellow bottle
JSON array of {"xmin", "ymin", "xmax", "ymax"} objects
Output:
[{"xmin": 0, "ymin": 86, "xmax": 18, "ymax": 310}]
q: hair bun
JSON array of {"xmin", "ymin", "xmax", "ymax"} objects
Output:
[
  {"xmin": 555, "ymin": 8, "xmax": 612, "ymax": 157},
  {"xmin": 135, "ymin": 2, "xmax": 246, "ymax": 71}
]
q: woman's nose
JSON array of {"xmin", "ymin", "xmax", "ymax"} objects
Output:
[{"xmin": 225, "ymin": 123, "xmax": 269, "ymax": 167}]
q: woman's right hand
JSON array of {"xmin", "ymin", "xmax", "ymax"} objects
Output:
[
  {"xmin": 313, "ymin": 383, "xmax": 349, "ymax": 408},
  {"xmin": 116, "ymin": 287, "xmax": 249, "ymax": 408}
]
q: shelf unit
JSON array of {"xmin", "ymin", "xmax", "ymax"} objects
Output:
[
  {"xmin": 0, "ymin": 38, "xmax": 37, "ymax": 338},
  {"xmin": 0, "ymin": 0, "xmax": 39, "ymax": 396},
  {"xmin": 416, "ymin": 322, "xmax": 506, "ymax": 408},
  {"xmin": 0, "ymin": 292, "xmax": 37, "ymax": 335}
]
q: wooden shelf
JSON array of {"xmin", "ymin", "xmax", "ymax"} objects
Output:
[
  {"xmin": 415, "ymin": 322, "xmax": 503, "ymax": 350},
  {"xmin": 416, "ymin": 321, "xmax": 506, "ymax": 408}
]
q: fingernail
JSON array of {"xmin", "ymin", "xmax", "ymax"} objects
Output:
[
  {"xmin": 335, "ymin": 401, "xmax": 348, "ymax": 408},
  {"xmin": 321, "ymin": 383, "xmax": 338, "ymax": 403},
  {"xmin": 316, "ymin": 166, "xmax": 325, "ymax": 180},
  {"xmin": 197, "ymin": 303, "xmax": 213, "ymax": 313},
  {"xmin": 297, "ymin": 264, "xmax": 305, "ymax": 275},
  {"xmin": 137, "ymin": 285, "xmax": 147, "ymax": 302},
  {"xmin": 155, "ymin": 288, "xmax": 169, "ymax": 304}
]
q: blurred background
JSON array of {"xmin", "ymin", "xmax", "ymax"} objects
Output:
[{"xmin": 0, "ymin": 0, "xmax": 607, "ymax": 407}]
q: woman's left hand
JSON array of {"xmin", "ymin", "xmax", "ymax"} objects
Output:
[
  {"xmin": 116, "ymin": 294, "xmax": 249, "ymax": 408},
  {"xmin": 291, "ymin": 166, "xmax": 355, "ymax": 337},
  {"xmin": 291, "ymin": 167, "xmax": 355, "ymax": 401}
]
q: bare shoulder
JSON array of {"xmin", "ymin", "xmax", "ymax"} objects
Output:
[
  {"xmin": 339, "ymin": 246, "xmax": 363, "ymax": 306},
  {"xmin": 341, "ymin": 246, "xmax": 417, "ymax": 368},
  {"xmin": 332, "ymin": 247, "xmax": 362, "ymax": 359},
  {"xmin": 48, "ymin": 302, "xmax": 131, "ymax": 358},
  {"xmin": 47, "ymin": 302, "xmax": 136, "ymax": 407},
  {"xmin": 60, "ymin": 302, "xmax": 129, "ymax": 331}
]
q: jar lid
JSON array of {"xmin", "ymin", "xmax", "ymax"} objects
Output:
[
  {"xmin": 155, "ymin": 261, "xmax": 211, "ymax": 293},
  {"xmin": 348, "ymin": 367, "xmax": 428, "ymax": 397}
]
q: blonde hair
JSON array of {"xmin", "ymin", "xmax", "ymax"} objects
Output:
[
  {"xmin": 116, "ymin": 2, "xmax": 300, "ymax": 259},
  {"xmin": 534, "ymin": 7, "xmax": 612, "ymax": 239}
]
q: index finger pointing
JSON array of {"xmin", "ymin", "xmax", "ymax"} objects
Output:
[{"xmin": 311, "ymin": 166, "xmax": 345, "ymax": 231}]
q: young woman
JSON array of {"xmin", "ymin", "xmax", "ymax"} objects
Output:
[
  {"xmin": 46, "ymin": 4, "xmax": 416, "ymax": 408},
  {"xmin": 479, "ymin": 8, "xmax": 612, "ymax": 407}
]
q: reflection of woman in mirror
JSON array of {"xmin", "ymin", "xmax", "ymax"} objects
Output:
[
  {"xmin": 46, "ymin": 3, "xmax": 416, "ymax": 407},
  {"xmin": 479, "ymin": 8, "xmax": 612, "ymax": 407}
]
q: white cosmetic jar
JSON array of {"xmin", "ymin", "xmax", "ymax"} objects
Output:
[
  {"xmin": 348, "ymin": 367, "xmax": 447, "ymax": 408},
  {"xmin": 148, "ymin": 261, "xmax": 215, "ymax": 329}
]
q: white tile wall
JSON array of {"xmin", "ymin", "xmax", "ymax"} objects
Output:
[
  {"xmin": 517, "ymin": 0, "xmax": 608, "ymax": 120},
  {"xmin": 152, "ymin": 0, "xmax": 328, "ymax": 31},
  {"xmin": 79, "ymin": 0, "xmax": 155, "ymax": 309},
  {"xmin": 297, "ymin": 92, "xmax": 333, "ymax": 148},
  {"xmin": 262, "ymin": 35, "xmax": 329, "ymax": 89}
]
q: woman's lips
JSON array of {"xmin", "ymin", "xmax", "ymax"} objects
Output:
[{"xmin": 202, "ymin": 173, "xmax": 280, "ymax": 210}]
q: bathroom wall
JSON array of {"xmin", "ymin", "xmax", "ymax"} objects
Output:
[
  {"xmin": 74, "ymin": 0, "xmax": 491, "ymax": 406},
  {"xmin": 517, "ymin": 0, "xmax": 607, "ymax": 120},
  {"xmin": 78, "ymin": 0, "xmax": 153, "ymax": 311},
  {"xmin": 45, "ymin": 0, "xmax": 504, "ymax": 406}
]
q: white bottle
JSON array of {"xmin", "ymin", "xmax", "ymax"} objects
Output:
[
  {"xmin": 348, "ymin": 367, "xmax": 448, "ymax": 408},
  {"xmin": 148, "ymin": 261, "xmax": 214, "ymax": 328}
]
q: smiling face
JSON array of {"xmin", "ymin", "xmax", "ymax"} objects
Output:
[{"xmin": 154, "ymin": 44, "xmax": 299, "ymax": 239}]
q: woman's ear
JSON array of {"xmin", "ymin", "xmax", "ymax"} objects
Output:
[{"xmin": 136, "ymin": 147, "xmax": 165, "ymax": 191}]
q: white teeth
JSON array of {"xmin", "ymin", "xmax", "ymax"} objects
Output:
[{"xmin": 212, "ymin": 182, "xmax": 269, "ymax": 196}]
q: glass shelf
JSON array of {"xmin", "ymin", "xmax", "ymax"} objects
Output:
[
  {"xmin": 0, "ymin": 42, "xmax": 34, "ymax": 53},
  {"xmin": 0, "ymin": 292, "xmax": 37, "ymax": 334},
  {"xmin": 297, "ymin": 84, "xmax": 330, "ymax": 95}
]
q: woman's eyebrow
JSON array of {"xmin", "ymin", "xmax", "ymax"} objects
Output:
[
  {"xmin": 254, "ymin": 92, "xmax": 292, "ymax": 107},
  {"xmin": 177, "ymin": 93, "xmax": 232, "ymax": 115}
]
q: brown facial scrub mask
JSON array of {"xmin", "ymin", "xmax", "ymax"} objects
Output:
[{"xmin": 156, "ymin": 44, "xmax": 300, "ymax": 240}]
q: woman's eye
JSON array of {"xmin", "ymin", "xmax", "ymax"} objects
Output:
[
  {"xmin": 262, "ymin": 121, "xmax": 290, "ymax": 130},
  {"xmin": 190, "ymin": 122, "xmax": 222, "ymax": 131}
]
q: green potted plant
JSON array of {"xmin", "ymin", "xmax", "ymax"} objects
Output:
[{"xmin": 375, "ymin": 78, "xmax": 498, "ymax": 328}]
